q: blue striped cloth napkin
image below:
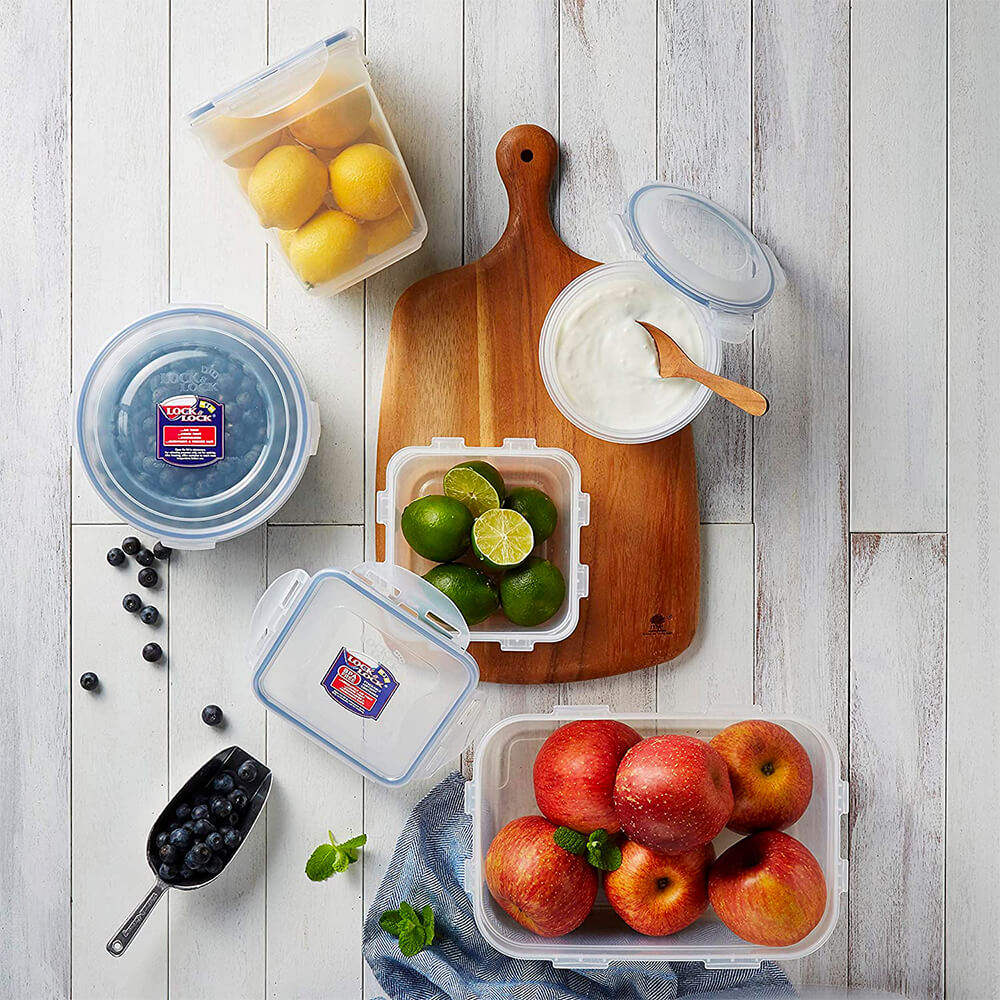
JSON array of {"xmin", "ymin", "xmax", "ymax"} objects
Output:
[{"xmin": 363, "ymin": 772, "xmax": 793, "ymax": 1000}]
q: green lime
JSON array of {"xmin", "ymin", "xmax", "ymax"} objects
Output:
[
  {"xmin": 500, "ymin": 556, "xmax": 566, "ymax": 626},
  {"xmin": 443, "ymin": 465, "xmax": 502, "ymax": 517},
  {"xmin": 423, "ymin": 563, "xmax": 500, "ymax": 625},
  {"xmin": 401, "ymin": 495, "xmax": 474, "ymax": 562},
  {"xmin": 471, "ymin": 508, "xmax": 534, "ymax": 571},
  {"xmin": 504, "ymin": 486, "xmax": 558, "ymax": 543}
]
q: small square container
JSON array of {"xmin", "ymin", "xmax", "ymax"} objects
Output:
[
  {"xmin": 249, "ymin": 561, "xmax": 483, "ymax": 786},
  {"xmin": 376, "ymin": 438, "xmax": 590, "ymax": 651},
  {"xmin": 189, "ymin": 29, "xmax": 427, "ymax": 296},
  {"xmin": 464, "ymin": 705, "xmax": 849, "ymax": 969}
]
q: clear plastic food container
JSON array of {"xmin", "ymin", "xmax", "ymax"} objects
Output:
[
  {"xmin": 464, "ymin": 705, "xmax": 848, "ymax": 969},
  {"xmin": 249, "ymin": 562, "xmax": 483, "ymax": 786},
  {"xmin": 188, "ymin": 28, "xmax": 427, "ymax": 296},
  {"xmin": 376, "ymin": 438, "xmax": 590, "ymax": 651},
  {"xmin": 75, "ymin": 306, "xmax": 320, "ymax": 549},
  {"xmin": 539, "ymin": 185, "xmax": 784, "ymax": 444}
]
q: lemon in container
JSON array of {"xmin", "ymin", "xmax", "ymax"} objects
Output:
[{"xmin": 188, "ymin": 29, "xmax": 427, "ymax": 295}]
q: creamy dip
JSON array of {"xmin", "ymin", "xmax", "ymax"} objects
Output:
[{"xmin": 552, "ymin": 270, "xmax": 706, "ymax": 434}]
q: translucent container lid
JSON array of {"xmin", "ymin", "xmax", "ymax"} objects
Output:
[
  {"xmin": 249, "ymin": 562, "xmax": 483, "ymax": 786},
  {"xmin": 75, "ymin": 306, "xmax": 320, "ymax": 549},
  {"xmin": 610, "ymin": 185, "xmax": 785, "ymax": 343}
]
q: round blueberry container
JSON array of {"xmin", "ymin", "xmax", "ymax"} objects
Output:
[{"xmin": 76, "ymin": 306, "xmax": 320, "ymax": 549}]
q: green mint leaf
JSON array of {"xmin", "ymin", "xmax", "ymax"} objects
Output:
[
  {"xmin": 587, "ymin": 828, "xmax": 608, "ymax": 846},
  {"xmin": 379, "ymin": 909, "xmax": 403, "ymax": 936},
  {"xmin": 305, "ymin": 843, "xmax": 339, "ymax": 881},
  {"xmin": 553, "ymin": 826, "xmax": 588, "ymax": 855},
  {"xmin": 341, "ymin": 833, "xmax": 368, "ymax": 851},
  {"xmin": 398, "ymin": 900, "xmax": 419, "ymax": 925},
  {"xmin": 398, "ymin": 923, "xmax": 427, "ymax": 957},
  {"xmin": 421, "ymin": 905, "xmax": 436, "ymax": 946},
  {"xmin": 592, "ymin": 843, "xmax": 623, "ymax": 872}
]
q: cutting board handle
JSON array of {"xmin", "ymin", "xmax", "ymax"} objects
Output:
[{"xmin": 495, "ymin": 124, "xmax": 561, "ymax": 250}]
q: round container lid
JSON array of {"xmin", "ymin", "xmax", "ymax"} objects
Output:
[
  {"xmin": 622, "ymin": 184, "xmax": 781, "ymax": 313},
  {"xmin": 75, "ymin": 306, "xmax": 318, "ymax": 548}
]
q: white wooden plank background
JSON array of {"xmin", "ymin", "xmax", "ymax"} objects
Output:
[{"xmin": 2, "ymin": 1, "xmax": 998, "ymax": 998}]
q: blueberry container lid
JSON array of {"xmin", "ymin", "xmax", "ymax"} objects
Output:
[
  {"xmin": 249, "ymin": 562, "xmax": 483, "ymax": 787},
  {"xmin": 75, "ymin": 306, "xmax": 320, "ymax": 549}
]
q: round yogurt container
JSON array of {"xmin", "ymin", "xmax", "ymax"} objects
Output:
[
  {"xmin": 76, "ymin": 306, "xmax": 320, "ymax": 549},
  {"xmin": 539, "ymin": 184, "xmax": 783, "ymax": 444}
]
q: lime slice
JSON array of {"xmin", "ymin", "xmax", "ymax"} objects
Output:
[
  {"xmin": 471, "ymin": 508, "xmax": 534, "ymax": 571},
  {"xmin": 443, "ymin": 465, "xmax": 502, "ymax": 517}
]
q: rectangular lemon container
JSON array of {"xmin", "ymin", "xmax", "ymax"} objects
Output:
[
  {"xmin": 189, "ymin": 28, "xmax": 426, "ymax": 295},
  {"xmin": 463, "ymin": 705, "xmax": 848, "ymax": 969}
]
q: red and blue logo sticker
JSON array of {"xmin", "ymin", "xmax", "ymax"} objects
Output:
[
  {"xmin": 156, "ymin": 394, "xmax": 224, "ymax": 468},
  {"xmin": 321, "ymin": 647, "xmax": 398, "ymax": 720}
]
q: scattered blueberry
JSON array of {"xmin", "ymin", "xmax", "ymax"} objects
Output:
[
  {"xmin": 228, "ymin": 788, "xmax": 248, "ymax": 812},
  {"xmin": 153, "ymin": 542, "xmax": 172, "ymax": 560},
  {"xmin": 139, "ymin": 605, "xmax": 160, "ymax": 625},
  {"xmin": 175, "ymin": 803, "xmax": 191, "ymax": 820},
  {"xmin": 211, "ymin": 772, "xmax": 235, "ymax": 794},
  {"xmin": 135, "ymin": 548, "xmax": 155, "ymax": 567},
  {"xmin": 158, "ymin": 863, "xmax": 178, "ymax": 881},
  {"xmin": 210, "ymin": 796, "xmax": 233, "ymax": 819},
  {"xmin": 185, "ymin": 843, "xmax": 212, "ymax": 869},
  {"xmin": 142, "ymin": 642, "xmax": 163, "ymax": 663},
  {"xmin": 169, "ymin": 827, "xmax": 192, "ymax": 849},
  {"xmin": 192, "ymin": 819, "xmax": 216, "ymax": 838},
  {"xmin": 155, "ymin": 831, "xmax": 169, "ymax": 849},
  {"xmin": 201, "ymin": 704, "xmax": 223, "ymax": 727},
  {"xmin": 205, "ymin": 832, "xmax": 224, "ymax": 852},
  {"xmin": 203, "ymin": 855, "xmax": 224, "ymax": 876},
  {"xmin": 137, "ymin": 567, "xmax": 159, "ymax": 588},
  {"xmin": 191, "ymin": 804, "xmax": 209, "ymax": 822},
  {"xmin": 159, "ymin": 844, "xmax": 177, "ymax": 863},
  {"xmin": 222, "ymin": 828, "xmax": 242, "ymax": 850},
  {"xmin": 79, "ymin": 672, "xmax": 99, "ymax": 691},
  {"xmin": 107, "ymin": 547, "xmax": 126, "ymax": 567},
  {"xmin": 236, "ymin": 761, "xmax": 257, "ymax": 784},
  {"xmin": 123, "ymin": 593, "xmax": 142, "ymax": 613},
  {"xmin": 122, "ymin": 536, "xmax": 141, "ymax": 556}
]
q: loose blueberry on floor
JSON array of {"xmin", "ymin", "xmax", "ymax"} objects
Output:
[
  {"xmin": 211, "ymin": 772, "xmax": 235, "ymax": 794},
  {"xmin": 203, "ymin": 855, "xmax": 224, "ymax": 876},
  {"xmin": 135, "ymin": 547, "xmax": 154, "ymax": 567},
  {"xmin": 201, "ymin": 704, "xmax": 223, "ymax": 727},
  {"xmin": 142, "ymin": 642, "xmax": 163, "ymax": 663},
  {"xmin": 137, "ymin": 567, "xmax": 159, "ymax": 588},
  {"xmin": 192, "ymin": 819, "xmax": 215, "ymax": 838},
  {"xmin": 236, "ymin": 761, "xmax": 257, "ymax": 784},
  {"xmin": 122, "ymin": 593, "xmax": 142, "ymax": 613},
  {"xmin": 175, "ymin": 803, "xmax": 191, "ymax": 820},
  {"xmin": 79, "ymin": 672, "xmax": 99, "ymax": 691},
  {"xmin": 152, "ymin": 542, "xmax": 172, "ymax": 560},
  {"xmin": 139, "ymin": 605, "xmax": 159, "ymax": 625},
  {"xmin": 169, "ymin": 827, "xmax": 192, "ymax": 849},
  {"xmin": 210, "ymin": 796, "xmax": 232, "ymax": 819},
  {"xmin": 159, "ymin": 844, "xmax": 177, "ymax": 863},
  {"xmin": 122, "ymin": 536, "xmax": 141, "ymax": 556},
  {"xmin": 191, "ymin": 803, "xmax": 209, "ymax": 822},
  {"xmin": 156, "ymin": 831, "xmax": 169, "ymax": 849},
  {"xmin": 106, "ymin": 547, "xmax": 126, "ymax": 567},
  {"xmin": 222, "ymin": 828, "xmax": 241, "ymax": 850},
  {"xmin": 205, "ymin": 831, "xmax": 224, "ymax": 852},
  {"xmin": 158, "ymin": 863, "xmax": 178, "ymax": 882},
  {"xmin": 228, "ymin": 788, "xmax": 248, "ymax": 812}
]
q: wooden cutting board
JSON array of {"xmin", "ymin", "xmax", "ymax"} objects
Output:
[{"xmin": 376, "ymin": 124, "xmax": 699, "ymax": 684}]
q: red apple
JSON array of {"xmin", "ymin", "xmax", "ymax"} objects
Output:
[
  {"xmin": 484, "ymin": 815, "xmax": 598, "ymax": 937},
  {"xmin": 613, "ymin": 734, "xmax": 734, "ymax": 853},
  {"xmin": 710, "ymin": 720, "xmax": 813, "ymax": 833},
  {"xmin": 708, "ymin": 830, "xmax": 827, "ymax": 946},
  {"xmin": 533, "ymin": 719, "xmax": 642, "ymax": 833},
  {"xmin": 604, "ymin": 839, "xmax": 714, "ymax": 936}
]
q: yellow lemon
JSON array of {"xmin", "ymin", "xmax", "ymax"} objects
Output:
[
  {"xmin": 289, "ymin": 87, "xmax": 371, "ymax": 149},
  {"xmin": 288, "ymin": 210, "xmax": 366, "ymax": 286},
  {"xmin": 224, "ymin": 128, "xmax": 289, "ymax": 169},
  {"xmin": 277, "ymin": 229, "xmax": 296, "ymax": 256},
  {"xmin": 247, "ymin": 145, "xmax": 328, "ymax": 230},
  {"xmin": 364, "ymin": 208, "xmax": 414, "ymax": 256},
  {"xmin": 329, "ymin": 143, "xmax": 404, "ymax": 221}
]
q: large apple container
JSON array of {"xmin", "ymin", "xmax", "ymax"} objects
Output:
[
  {"xmin": 75, "ymin": 306, "xmax": 320, "ymax": 549},
  {"xmin": 376, "ymin": 438, "xmax": 590, "ymax": 651},
  {"xmin": 464, "ymin": 705, "xmax": 848, "ymax": 968},
  {"xmin": 189, "ymin": 28, "xmax": 427, "ymax": 296},
  {"xmin": 538, "ymin": 185, "xmax": 783, "ymax": 444}
]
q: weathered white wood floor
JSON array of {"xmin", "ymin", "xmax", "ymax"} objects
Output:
[{"xmin": 2, "ymin": 1, "xmax": 997, "ymax": 998}]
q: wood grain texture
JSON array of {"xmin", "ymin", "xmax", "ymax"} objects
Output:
[
  {"xmin": 752, "ymin": 0, "xmax": 851, "ymax": 985},
  {"xmin": 659, "ymin": 0, "xmax": 753, "ymax": 522},
  {"xmin": 376, "ymin": 125, "xmax": 701, "ymax": 684},
  {"xmin": 0, "ymin": 3, "xmax": 70, "ymax": 996},
  {"xmin": 850, "ymin": 1, "xmax": 946, "ymax": 532},
  {"xmin": 947, "ymin": 3, "xmax": 1000, "ymax": 996},
  {"xmin": 849, "ymin": 533, "xmax": 945, "ymax": 999}
]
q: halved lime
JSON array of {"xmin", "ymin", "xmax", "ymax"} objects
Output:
[
  {"xmin": 443, "ymin": 464, "xmax": 502, "ymax": 517},
  {"xmin": 471, "ymin": 508, "xmax": 534, "ymax": 571}
]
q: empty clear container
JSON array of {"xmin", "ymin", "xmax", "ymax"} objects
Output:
[{"xmin": 189, "ymin": 28, "xmax": 427, "ymax": 296}]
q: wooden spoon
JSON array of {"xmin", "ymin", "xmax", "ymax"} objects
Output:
[{"xmin": 639, "ymin": 321, "xmax": 769, "ymax": 416}]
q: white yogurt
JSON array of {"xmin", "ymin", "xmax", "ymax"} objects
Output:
[{"xmin": 551, "ymin": 267, "xmax": 707, "ymax": 435}]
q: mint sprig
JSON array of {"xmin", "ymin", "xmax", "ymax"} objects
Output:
[
  {"xmin": 553, "ymin": 826, "xmax": 623, "ymax": 872},
  {"xmin": 379, "ymin": 900, "xmax": 436, "ymax": 957},
  {"xmin": 305, "ymin": 831, "xmax": 367, "ymax": 882}
]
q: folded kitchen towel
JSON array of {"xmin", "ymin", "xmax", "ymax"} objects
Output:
[{"xmin": 363, "ymin": 772, "xmax": 794, "ymax": 1000}]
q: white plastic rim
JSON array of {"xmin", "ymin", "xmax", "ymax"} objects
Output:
[{"xmin": 538, "ymin": 262, "xmax": 720, "ymax": 444}]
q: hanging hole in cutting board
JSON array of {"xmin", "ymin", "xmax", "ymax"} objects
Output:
[{"xmin": 520, "ymin": 148, "xmax": 533, "ymax": 162}]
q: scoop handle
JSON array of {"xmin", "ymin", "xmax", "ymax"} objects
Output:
[{"xmin": 107, "ymin": 879, "xmax": 169, "ymax": 957}]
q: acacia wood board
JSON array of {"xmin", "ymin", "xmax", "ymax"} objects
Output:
[{"xmin": 376, "ymin": 124, "xmax": 699, "ymax": 684}]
